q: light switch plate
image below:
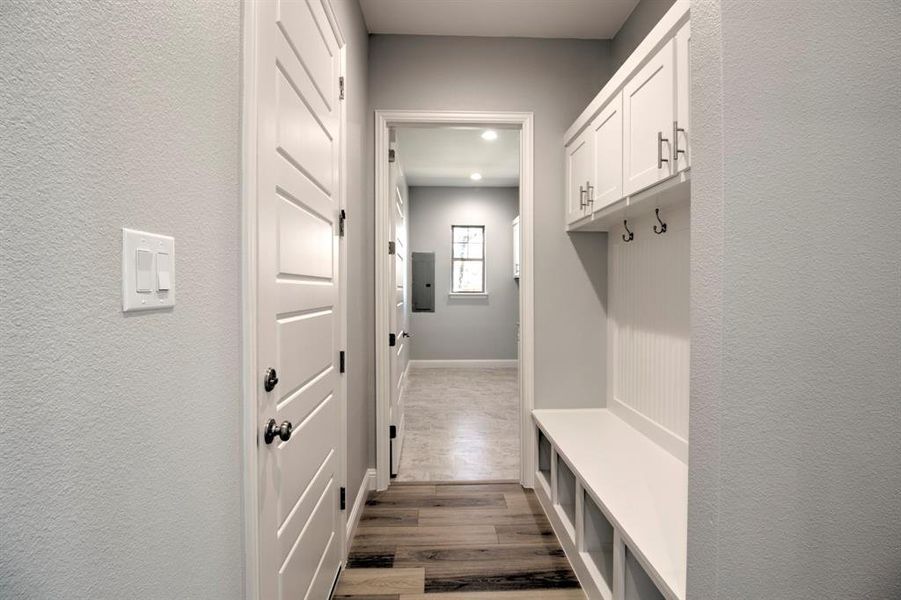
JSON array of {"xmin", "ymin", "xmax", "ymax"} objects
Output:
[{"xmin": 122, "ymin": 228, "xmax": 175, "ymax": 312}]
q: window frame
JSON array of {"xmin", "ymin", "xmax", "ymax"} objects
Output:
[{"xmin": 450, "ymin": 224, "xmax": 487, "ymax": 294}]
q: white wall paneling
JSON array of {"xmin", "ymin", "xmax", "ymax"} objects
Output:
[{"xmin": 608, "ymin": 202, "xmax": 689, "ymax": 460}]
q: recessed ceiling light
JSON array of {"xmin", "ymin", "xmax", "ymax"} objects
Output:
[
  {"xmin": 470, "ymin": 172, "xmax": 483, "ymax": 181},
  {"xmin": 481, "ymin": 130, "xmax": 498, "ymax": 141}
]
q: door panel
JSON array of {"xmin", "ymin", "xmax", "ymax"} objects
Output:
[
  {"xmin": 256, "ymin": 1, "xmax": 343, "ymax": 599},
  {"xmin": 389, "ymin": 154, "xmax": 408, "ymax": 477},
  {"xmin": 566, "ymin": 130, "xmax": 593, "ymax": 226},
  {"xmin": 675, "ymin": 21, "xmax": 691, "ymax": 172},
  {"xmin": 623, "ymin": 39, "xmax": 675, "ymax": 195},
  {"xmin": 591, "ymin": 92, "xmax": 624, "ymax": 213}
]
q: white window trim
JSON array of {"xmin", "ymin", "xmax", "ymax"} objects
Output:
[{"xmin": 451, "ymin": 224, "xmax": 486, "ymax": 294}]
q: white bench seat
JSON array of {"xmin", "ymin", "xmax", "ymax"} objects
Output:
[{"xmin": 533, "ymin": 408, "xmax": 687, "ymax": 600}]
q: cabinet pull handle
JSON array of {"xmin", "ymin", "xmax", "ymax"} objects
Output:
[
  {"xmin": 579, "ymin": 185, "xmax": 587, "ymax": 209},
  {"xmin": 658, "ymin": 131, "xmax": 670, "ymax": 169},
  {"xmin": 586, "ymin": 181, "xmax": 594, "ymax": 205},
  {"xmin": 673, "ymin": 121, "xmax": 686, "ymax": 162}
]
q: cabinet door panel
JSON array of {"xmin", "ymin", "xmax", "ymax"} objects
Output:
[
  {"xmin": 675, "ymin": 21, "xmax": 691, "ymax": 172},
  {"xmin": 623, "ymin": 39, "xmax": 675, "ymax": 195},
  {"xmin": 591, "ymin": 92, "xmax": 623, "ymax": 213},
  {"xmin": 566, "ymin": 130, "xmax": 594, "ymax": 226}
]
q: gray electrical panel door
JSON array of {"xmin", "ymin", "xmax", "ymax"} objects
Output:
[{"xmin": 412, "ymin": 252, "xmax": 435, "ymax": 312}]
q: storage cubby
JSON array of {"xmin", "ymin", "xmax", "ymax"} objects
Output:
[
  {"xmin": 537, "ymin": 428, "xmax": 552, "ymax": 489},
  {"xmin": 555, "ymin": 454, "xmax": 577, "ymax": 535},
  {"xmin": 581, "ymin": 491, "xmax": 615, "ymax": 592},
  {"xmin": 624, "ymin": 547, "xmax": 665, "ymax": 600}
]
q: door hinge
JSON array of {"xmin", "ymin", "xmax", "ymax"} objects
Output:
[
  {"xmin": 339, "ymin": 76, "xmax": 345, "ymax": 100},
  {"xmin": 388, "ymin": 148, "xmax": 396, "ymax": 163},
  {"xmin": 390, "ymin": 425, "xmax": 397, "ymax": 439},
  {"xmin": 338, "ymin": 209, "xmax": 346, "ymax": 237},
  {"xmin": 388, "ymin": 241, "xmax": 396, "ymax": 255},
  {"xmin": 388, "ymin": 333, "xmax": 396, "ymax": 347},
  {"xmin": 339, "ymin": 486, "xmax": 346, "ymax": 510},
  {"xmin": 339, "ymin": 350, "xmax": 346, "ymax": 373}
]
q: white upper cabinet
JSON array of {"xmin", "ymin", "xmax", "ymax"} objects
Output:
[
  {"xmin": 565, "ymin": 128, "xmax": 594, "ymax": 225},
  {"xmin": 563, "ymin": 1, "xmax": 689, "ymax": 232},
  {"xmin": 590, "ymin": 92, "xmax": 623, "ymax": 213},
  {"xmin": 674, "ymin": 20, "xmax": 691, "ymax": 173},
  {"xmin": 622, "ymin": 39, "xmax": 676, "ymax": 196}
]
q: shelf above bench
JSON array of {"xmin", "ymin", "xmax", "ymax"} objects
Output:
[{"xmin": 532, "ymin": 408, "xmax": 687, "ymax": 600}]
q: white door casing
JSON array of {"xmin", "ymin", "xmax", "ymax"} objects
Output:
[
  {"xmin": 388, "ymin": 147, "xmax": 409, "ymax": 477},
  {"xmin": 374, "ymin": 111, "xmax": 535, "ymax": 492},
  {"xmin": 250, "ymin": 1, "xmax": 344, "ymax": 599},
  {"xmin": 622, "ymin": 39, "xmax": 676, "ymax": 196}
]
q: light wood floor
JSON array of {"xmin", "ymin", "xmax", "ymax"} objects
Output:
[{"xmin": 334, "ymin": 482, "xmax": 585, "ymax": 599}]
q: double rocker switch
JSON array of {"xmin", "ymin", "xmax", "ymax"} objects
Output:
[{"xmin": 135, "ymin": 249, "xmax": 171, "ymax": 293}]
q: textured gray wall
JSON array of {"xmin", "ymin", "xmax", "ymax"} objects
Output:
[
  {"xmin": 0, "ymin": 1, "xmax": 244, "ymax": 599},
  {"xmin": 331, "ymin": 0, "xmax": 373, "ymax": 506},
  {"xmin": 408, "ymin": 187, "xmax": 519, "ymax": 360},
  {"xmin": 611, "ymin": 0, "xmax": 677, "ymax": 72},
  {"xmin": 369, "ymin": 35, "xmax": 610, "ymax": 409},
  {"xmin": 688, "ymin": 0, "xmax": 901, "ymax": 597}
]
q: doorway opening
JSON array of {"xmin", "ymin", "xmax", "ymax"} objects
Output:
[{"xmin": 374, "ymin": 111, "xmax": 535, "ymax": 490}]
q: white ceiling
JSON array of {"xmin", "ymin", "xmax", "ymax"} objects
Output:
[
  {"xmin": 396, "ymin": 127, "xmax": 520, "ymax": 187},
  {"xmin": 359, "ymin": 0, "xmax": 640, "ymax": 40}
]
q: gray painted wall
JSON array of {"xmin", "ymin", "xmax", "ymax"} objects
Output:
[
  {"xmin": 369, "ymin": 35, "xmax": 610, "ymax": 409},
  {"xmin": 611, "ymin": 0, "xmax": 677, "ymax": 71},
  {"xmin": 331, "ymin": 0, "xmax": 373, "ymax": 506},
  {"xmin": 688, "ymin": 0, "xmax": 901, "ymax": 598},
  {"xmin": 408, "ymin": 187, "xmax": 519, "ymax": 360},
  {"xmin": 0, "ymin": 2, "xmax": 244, "ymax": 598}
]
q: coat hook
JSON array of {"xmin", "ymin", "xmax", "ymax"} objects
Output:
[
  {"xmin": 622, "ymin": 219, "xmax": 634, "ymax": 242},
  {"xmin": 653, "ymin": 208, "xmax": 667, "ymax": 234}
]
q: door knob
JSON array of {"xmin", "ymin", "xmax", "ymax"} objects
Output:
[
  {"xmin": 263, "ymin": 367, "xmax": 279, "ymax": 392},
  {"xmin": 264, "ymin": 419, "xmax": 293, "ymax": 444}
]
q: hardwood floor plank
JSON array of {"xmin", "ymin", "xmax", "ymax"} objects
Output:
[
  {"xmin": 366, "ymin": 493, "xmax": 507, "ymax": 510},
  {"xmin": 423, "ymin": 570, "xmax": 581, "ymax": 594},
  {"xmin": 334, "ymin": 568, "xmax": 425, "ymax": 596},
  {"xmin": 352, "ymin": 526, "xmax": 499, "ymax": 549},
  {"xmin": 399, "ymin": 589, "xmax": 586, "ymax": 599},
  {"xmin": 346, "ymin": 548, "xmax": 396, "ymax": 569},
  {"xmin": 394, "ymin": 542, "xmax": 573, "ymax": 579},
  {"xmin": 435, "ymin": 483, "xmax": 525, "ymax": 495},
  {"xmin": 418, "ymin": 507, "xmax": 550, "ymax": 528},
  {"xmin": 360, "ymin": 508, "xmax": 420, "ymax": 527},
  {"xmin": 495, "ymin": 523, "xmax": 558, "ymax": 545},
  {"xmin": 374, "ymin": 484, "xmax": 437, "ymax": 496},
  {"xmin": 503, "ymin": 491, "xmax": 543, "ymax": 513}
]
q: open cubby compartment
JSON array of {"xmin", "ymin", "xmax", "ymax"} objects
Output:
[
  {"xmin": 624, "ymin": 546, "xmax": 666, "ymax": 600},
  {"xmin": 536, "ymin": 427, "xmax": 552, "ymax": 492},
  {"xmin": 581, "ymin": 490, "xmax": 615, "ymax": 595},
  {"xmin": 554, "ymin": 453, "xmax": 578, "ymax": 539}
]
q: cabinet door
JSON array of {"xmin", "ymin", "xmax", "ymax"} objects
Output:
[
  {"xmin": 565, "ymin": 129, "xmax": 594, "ymax": 225},
  {"xmin": 622, "ymin": 39, "xmax": 675, "ymax": 195},
  {"xmin": 674, "ymin": 21, "xmax": 691, "ymax": 172},
  {"xmin": 590, "ymin": 92, "xmax": 623, "ymax": 213}
]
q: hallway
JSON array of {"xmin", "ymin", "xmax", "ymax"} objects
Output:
[
  {"xmin": 334, "ymin": 482, "xmax": 583, "ymax": 598},
  {"xmin": 397, "ymin": 368, "xmax": 520, "ymax": 481}
]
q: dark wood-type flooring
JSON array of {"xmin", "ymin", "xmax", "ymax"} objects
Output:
[{"xmin": 333, "ymin": 482, "xmax": 585, "ymax": 599}]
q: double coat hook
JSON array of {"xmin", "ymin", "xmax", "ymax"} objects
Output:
[
  {"xmin": 653, "ymin": 208, "xmax": 667, "ymax": 234},
  {"xmin": 622, "ymin": 220, "xmax": 634, "ymax": 242}
]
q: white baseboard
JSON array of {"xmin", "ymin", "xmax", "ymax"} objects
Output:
[
  {"xmin": 408, "ymin": 359, "xmax": 518, "ymax": 369},
  {"xmin": 345, "ymin": 468, "xmax": 376, "ymax": 552}
]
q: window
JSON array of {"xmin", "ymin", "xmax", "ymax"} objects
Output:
[{"xmin": 451, "ymin": 225, "xmax": 485, "ymax": 293}]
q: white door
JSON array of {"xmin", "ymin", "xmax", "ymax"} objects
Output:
[
  {"xmin": 590, "ymin": 92, "xmax": 624, "ymax": 213},
  {"xmin": 388, "ymin": 150, "xmax": 408, "ymax": 477},
  {"xmin": 254, "ymin": 1, "xmax": 343, "ymax": 599},
  {"xmin": 565, "ymin": 128, "xmax": 594, "ymax": 226},
  {"xmin": 674, "ymin": 21, "xmax": 691, "ymax": 173},
  {"xmin": 622, "ymin": 39, "xmax": 676, "ymax": 195}
]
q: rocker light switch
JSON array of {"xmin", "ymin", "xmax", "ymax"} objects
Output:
[
  {"xmin": 122, "ymin": 228, "xmax": 175, "ymax": 312},
  {"xmin": 135, "ymin": 249, "xmax": 153, "ymax": 292},
  {"xmin": 156, "ymin": 252, "xmax": 171, "ymax": 291}
]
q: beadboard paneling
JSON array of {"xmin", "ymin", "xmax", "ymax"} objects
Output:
[{"xmin": 608, "ymin": 202, "xmax": 690, "ymax": 448}]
